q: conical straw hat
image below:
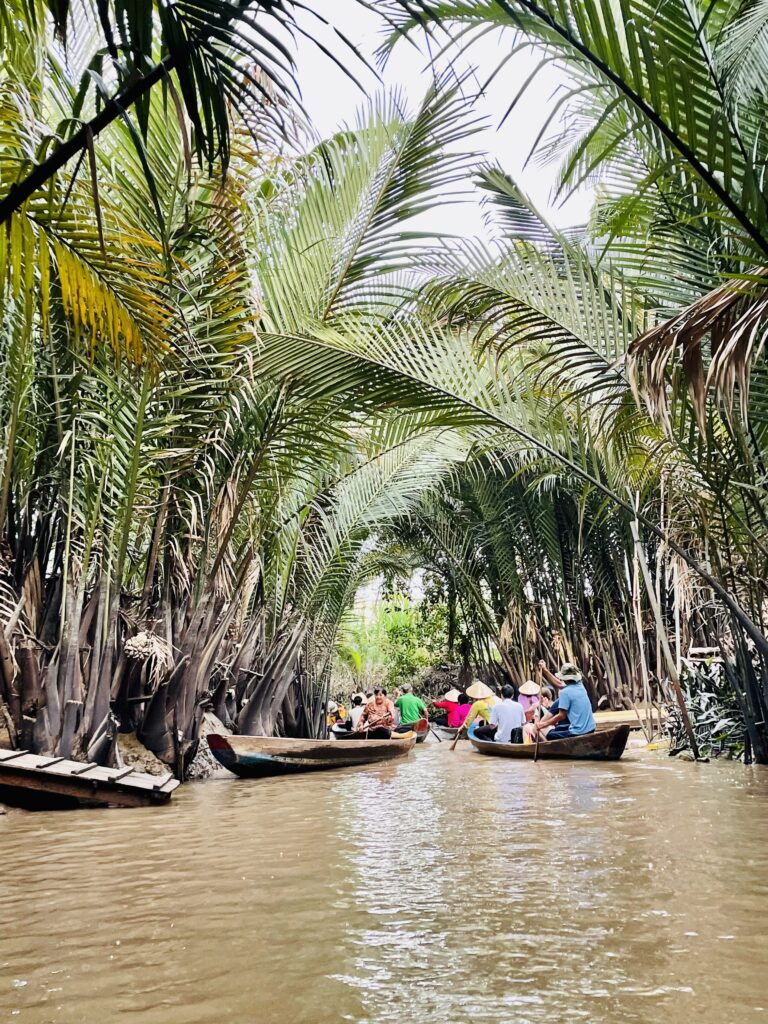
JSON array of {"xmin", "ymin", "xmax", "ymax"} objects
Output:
[
  {"xmin": 519, "ymin": 680, "xmax": 541, "ymax": 696},
  {"xmin": 442, "ymin": 688, "xmax": 461, "ymax": 703},
  {"xmin": 466, "ymin": 680, "xmax": 494, "ymax": 699}
]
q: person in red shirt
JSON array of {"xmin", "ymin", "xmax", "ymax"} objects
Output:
[{"xmin": 433, "ymin": 688, "xmax": 472, "ymax": 729}]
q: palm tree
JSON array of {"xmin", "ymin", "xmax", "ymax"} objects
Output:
[
  {"xmin": 370, "ymin": 0, "xmax": 768, "ymax": 754},
  {"xmin": 0, "ymin": 33, "xmax": 485, "ymax": 771},
  {"xmin": 4, "ymin": 0, "xmax": 767, "ymax": 769}
]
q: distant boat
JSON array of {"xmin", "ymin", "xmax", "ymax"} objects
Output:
[
  {"xmin": 332, "ymin": 719, "xmax": 428, "ymax": 743},
  {"xmin": 207, "ymin": 732, "xmax": 416, "ymax": 778},
  {"xmin": 0, "ymin": 748, "xmax": 180, "ymax": 810},
  {"xmin": 469, "ymin": 724, "xmax": 630, "ymax": 761},
  {"xmin": 433, "ymin": 724, "xmax": 466, "ymax": 742}
]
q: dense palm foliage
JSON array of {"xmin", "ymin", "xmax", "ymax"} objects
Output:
[
  {"xmin": 0, "ymin": 3, "xmax": 481, "ymax": 771},
  {"xmin": 2, "ymin": 0, "xmax": 768, "ymax": 770},
  {"xmin": 368, "ymin": 0, "xmax": 768, "ymax": 758}
]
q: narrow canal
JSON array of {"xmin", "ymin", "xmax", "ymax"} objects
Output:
[{"xmin": 2, "ymin": 745, "xmax": 767, "ymax": 1023}]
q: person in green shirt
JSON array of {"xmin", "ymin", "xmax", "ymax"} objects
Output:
[{"xmin": 394, "ymin": 683, "xmax": 428, "ymax": 725}]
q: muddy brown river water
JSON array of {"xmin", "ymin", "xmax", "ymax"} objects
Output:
[{"xmin": 2, "ymin": 744, "xmax": 768, "ymax": 1024}]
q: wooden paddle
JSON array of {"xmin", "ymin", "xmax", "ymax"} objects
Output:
[
  {"xmin": 450, "ymin": 724, "xmax": 465, "ymax": 751},
  {"xmin": 428, "ymin": 722, "xmax": 443, "ymax": 742},
  {"xmin": 533, "ymin": 663, "xmax": 543, "ymax": 762}
]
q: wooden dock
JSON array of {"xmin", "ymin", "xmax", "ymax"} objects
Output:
[
  {"xmin": 594, "ymin": 708, "xmax": 667, "ymax": 732},
  {"xmin": 0, "ymin": 748, "xmax": 180, "ymax": 810}
]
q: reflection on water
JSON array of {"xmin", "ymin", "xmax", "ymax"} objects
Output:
[{"xmin": 2, "ymin": 746, "xmax": 768, "ymax": 1024}]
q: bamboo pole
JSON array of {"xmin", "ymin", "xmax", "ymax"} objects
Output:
[{"xmin": 631, "ymin": 545, "xmax": 654, "ymax": 742}]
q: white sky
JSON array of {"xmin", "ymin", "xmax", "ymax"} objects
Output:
[
  {"xmin": 291, "ymin": 4, "xmax": 593, "ymax": 612},
  {"xmin": 292, "ymin": 2, "xmax": 593, "ymax": 235}
]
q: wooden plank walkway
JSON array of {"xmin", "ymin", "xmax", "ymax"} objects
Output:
[
  {"xmin": 0, "ymin": 748, "xmax": 180, "ymax": 810},
  {"xmin": 595, "ymin": 708, "xmax": 667, "ymax": 730}
]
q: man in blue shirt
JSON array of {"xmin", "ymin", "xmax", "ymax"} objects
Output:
[{"xmin": 533, "ymin": 661, "xmax": 595, "ymax": 740}]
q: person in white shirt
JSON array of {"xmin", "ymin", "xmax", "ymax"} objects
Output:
[
  {"xmin": 474, "ymin": 684, "xmax": 525, "ymax": 743},
  {"xmin": 349, "ymin": 694, "xmax": 365, "ymax": 730}
]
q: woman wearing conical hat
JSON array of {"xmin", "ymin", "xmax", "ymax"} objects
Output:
[
  {"xmin": 518, "ymin": 679, "xmax": 541, "ymax": 721},
  {"xmin": 432, "ymin": 688, "xmax": 464, "ymax": 728},
  {"xmin": 460, "ymin": 680, "xmax": 499, "ymax": 735}
]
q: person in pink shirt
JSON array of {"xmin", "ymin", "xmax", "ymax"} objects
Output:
[
  {"xmin": 517, "ymin": 680, "xmax": 541, "ymax": 721},
  {"xmin": 432, "ymin": 688, "xmax": 472, "ymax": 728},
  {"xmin": 454, "ymin": 692, "xmax": 472, "ymax": 727}
]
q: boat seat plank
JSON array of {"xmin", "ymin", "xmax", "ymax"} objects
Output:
[
  {"xmin": 1, "ymin": 753, "xmax": 55, "ymax": 770},
  {"xmin": 0, "ymin": 749, "xmax": 179, "ymax": 788},
  {"xmin": 43, "ymin": 761, "xmax": 107, "ymax": 779},
  {"xmin": 0, "ymin": 749, "xmax": 29, "ymax": 762},
  {"xmin": 0, "ymin": 747, "xmax": 181, "ymax": 808}
]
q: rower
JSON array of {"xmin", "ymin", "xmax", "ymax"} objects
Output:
[
  {"xmin": 461, "ymin": 680, "xmax": 498, "ymax": 733},
  {"xmin": 532, "ymin": 661, "xmax": 595, "ymax": 740},
  {"xmin": 326, "ymin": 700, "xmax": 344, "ymax": 729},
  {"xmin": 432, "ymin": 688, "xmax": 469, "ymax": 728},
  {"xmin": 356, "ymin": 688, "xmax": 396, "ymax": 739},
  {"xmin": 394, "ymin": 683, "xmax": 428, "ymax": 730}
]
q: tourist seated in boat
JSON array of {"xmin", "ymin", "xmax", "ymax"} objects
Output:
[
  {"xmin": 531, "ymin": 662, "xmax": 595, "ymax": 741},
  {"xmin": 517, "ymin": 679, "xmax": 541, "ymax": 721},
  {"xmin": 356, "ymin": 688, "xmax": 396, "ymax": 738},
  {"xmin": 334, "ymin": 693, "xmax": 364, "ymax": 733},
  {"xmin": 326, "ymin": 700, "xmax": 346, "ymax": 729},
  {"xmin": 473, "ymin": 684, "xmax": 526, "ymax": 743},
  {"xmin": 522, "ymin": 686, "xmax": 556, "ymax": 742},
  {"xmin": 349, "ymin": 693, "xmax": 366, "ymax": 730},
  {"xmin": 433, "ymin": 688, "xmax": 465, "ymax": 727},
  {"xmin": 394, "ymin": 683, "xmax": 428, "ymax": 731},
  {"xmin": 391, "ymin": 688, "xmax": 402, "ymax": 725},
  {"xmin": 455, "ymin": 691, "xmax": 472, "ymax": 725},
  {"xmin": 461, "ymin": 680, "xmax": 499, "ymax": 733}
]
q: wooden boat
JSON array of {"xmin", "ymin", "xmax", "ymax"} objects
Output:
[
  {"xmin": 0, "ymin": 748, "xmax": 180, "ymax": 810},
  {"xmin": 469, "ymin": 724, "xmax": 630, "ymax": 761},
  {"xmin": 207, "ymin": 732, "xmax": 416, "ymax": 778},
  {"xmin": 396, "ymin": 718, "xmax": 428, "ymax": 743},
  {"xmin": 433, "ymin": 724, "xmax": 467, "ymax": 742},
  {"xmin": 332, "ymin": 719, "xmax": 428, "ymax": 743}
]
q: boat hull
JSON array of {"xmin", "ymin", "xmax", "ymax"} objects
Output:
[
  {"xmin": 469, "ymin": 724, "xmax": 630, "ymax": 761},
  {"xmin": 207, "ymin": 733, "xmax": 416, "ymax": 778},
  {"xmin": 433, "ymin": 725, "xmax": 466, "ymax": 742},
  {"xmin": 0, "ymin": 749, "xmax": 179, "ymax": 810},
  {"xmin": 396, "ymin": 718, "xmax": 428, "ymax": 743}
]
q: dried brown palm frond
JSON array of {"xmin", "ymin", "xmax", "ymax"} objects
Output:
[{"xmin": 629, "ymin": 269, "xmax": 768, "ymax": 431}]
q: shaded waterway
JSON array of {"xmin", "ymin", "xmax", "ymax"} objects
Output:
[{"xmin": 2, "ymin": 743, "xmax": 768, "ymax": 1024}]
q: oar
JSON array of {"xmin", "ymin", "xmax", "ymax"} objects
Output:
[
  {"xmin": 450, "ymin": 724, "xmax": 465, "ymax": 751},
  {"xmin": 428, "ymin": 721, "xmax": 442, "ymax": 742},
  {"xmin": 533, "ymin": 664, "xmax": 543, "ymax": 762}
]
